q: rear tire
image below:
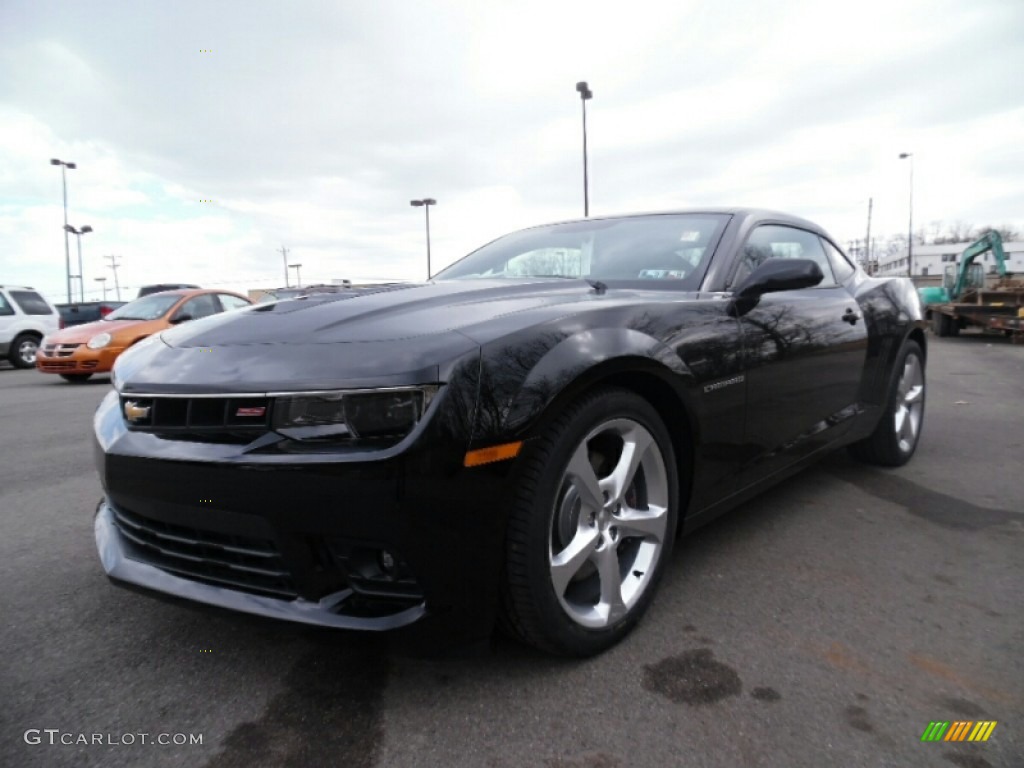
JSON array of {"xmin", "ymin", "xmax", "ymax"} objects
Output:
[
  {"xmin": 9, "ymin": 333, "xmax": 41, "ymax": 368},
  {"xmin": 849, "ymin": 340, "xmax": 925, "ymax": 467},
  {"xmin": 60, "ymin": 374, "xmax": 93, "ymax": 383},
  {"xmin": 933, "ymin": 312, "xmax": 955, "ymax": 337},
  {"xmin": 501, "ymin": 388, "xmax": 679, "ymax": 656}
]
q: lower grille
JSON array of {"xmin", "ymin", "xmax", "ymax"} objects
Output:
[
  {"xmin": 110, "ymin": 504, "xmax": 298, "ymax": 599},
  {"xmin": 38, "ymin": 361, "xmax": 78, "ymax": 371}
]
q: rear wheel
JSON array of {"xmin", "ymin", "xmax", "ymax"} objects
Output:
[
  {"xmin": 849, "ymin": 340, "xmax": 925, "ymax": 467},
  {"xmin": 9, "ymin": 333, "xmax": 40, "ymax": 368},
  {"xmin": 501, "ymin": 388, "xmax": 679, "ymax": 656},
  {"xmin": 932, "ymin": 312, "xmax": 956, "ymax": 337},
  {"xmin": 60, "ymin": 374, "xmax": 93, "ymax": 383}
]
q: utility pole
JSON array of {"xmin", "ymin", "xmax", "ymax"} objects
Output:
[
  {"xmin": 278, "ymin": 245, "xmax": 290, "ymax": 287},
  {"xmin": 105, "ymin": 254, "xmax": 122, "ymax": 300},
  {"xmin": 864, "ymin": 197, "xmax": 873, "ymax": 270}
]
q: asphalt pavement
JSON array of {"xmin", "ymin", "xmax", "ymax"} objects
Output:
[{"xmin": 1, "ymin": 333, "xmax": 1021, "ymax": 768}]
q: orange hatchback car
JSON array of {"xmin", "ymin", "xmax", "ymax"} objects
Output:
[{"xmin": 36, "ymin": 289, "xmax": 251, "ymax": 382}]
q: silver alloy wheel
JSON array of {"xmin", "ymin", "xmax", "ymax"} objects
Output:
[
  {"xmin": 549, "ymin": 417, "xmax": 669, "ymax": 629},
  {"xmin": 894, "ymin": 352, "xmax": 924, "ymax": 453},
  {"xmin": 18, "ymin": 338, "xmax": 39, "ymax": 365}
]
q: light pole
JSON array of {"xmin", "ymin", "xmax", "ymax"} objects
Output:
[
  {"xmin": 64, "ymin": 224, "xmax": 93, "ymax": 301},
  {"xmin": 289, "ymin": 263, "xmax": 302, "ymax": 288},
  {"xmin": 899, "ymin": 152, "xmax": 914, "ymax": 278},
  {"xmin": 410, "ymin": 198, "xmax": 436, "ymax": 279},
  {"xmin": 279, "ymin": 245, "xmax": 290, "ymax": 287},
  {"xmin": 50, "ymin": 158, "xmax": 77, "ymax": 302},
  {"xmin": 95, "ymin": 277, "xmax": 108, "ymax": 300},
  {"xmin": 575, "ymin": 81, "xmax": 593, "ymax": 217}
]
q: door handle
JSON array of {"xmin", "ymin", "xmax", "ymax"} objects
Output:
[{"xmin": 842, "ymin": 308, "xmax": 860, "ymax": 325}]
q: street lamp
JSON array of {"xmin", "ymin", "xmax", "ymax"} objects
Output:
[
  {"xmin": 64, "ymin": 224, "xmax": 93, "ymax": 301},
  {"xmin": 50, "ymin": 158, "xmax": 77, "ymax": 302},
  {"xmin": 899, "ymin": 152, "xmax": 914, "ymax": 278},
  {"xmin": 95, "ymin": 277, "xmax": 108, "ymax": 301},
  {"xmin": 410, "ymin": 198, "xmax": 437, "ymax": 279},
  {"xmin": 289, "ymin": 263, "xmax": 302, "ymax": 288},
  {"xmin": 575, "ymin": 81, "xmax": 593, "ymax": 217}
]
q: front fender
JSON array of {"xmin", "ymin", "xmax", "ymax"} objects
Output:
[{"xmin": 471, "ymin": 326, "xmax": 693, "ymax": 443}]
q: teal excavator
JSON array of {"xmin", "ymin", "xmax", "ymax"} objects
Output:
[
  {"xmin": 919, "ymin": 231, "xmax": 1024, "ymax": 339},
  {"xmin": 918, "ymin": 231, "xmax": 1010, "ymax": 305}
]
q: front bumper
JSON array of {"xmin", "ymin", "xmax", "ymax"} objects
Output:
[
  {"xmin": 92, "ymin": 386, "xmax": 516, "ymax": 641},
  {"xmin": 95, "ymin": 500, "xmax": 427, "ymax": 630},
  {"xmin": 37, "ymin": 345, "xmax": 122, "ymax": 374}
]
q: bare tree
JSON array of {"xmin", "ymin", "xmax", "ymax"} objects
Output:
[
  {"xmin": 934, "ymin": 220, "xmax": 975, "ymax": 244},
  {"xmin": 973, "ymin": 224, "xmax": 1021, "ymax": 242}
]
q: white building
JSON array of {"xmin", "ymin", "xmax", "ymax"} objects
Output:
[{"xmin": 875, "ymin": 240, "xmax": 1024, "ymax": 279}]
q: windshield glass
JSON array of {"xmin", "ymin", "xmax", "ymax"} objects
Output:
[
  {"xmin": 435, "ymin": 214, "xmax": 728, "ymax": 285},
  {"xmin": 105, "ymin": 294, "xmax": 181, "ymax": 321}
]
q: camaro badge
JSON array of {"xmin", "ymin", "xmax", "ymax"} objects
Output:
[
  {"xmin": 703, "ymin": 375, "xmax": 745, "ymax": 393},
  {"xmin": 123, "ymin": 401, "xmax": 151, "ymax": 422}
]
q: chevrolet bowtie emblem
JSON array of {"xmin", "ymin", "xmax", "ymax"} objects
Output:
[{"xmin": 124, "ymin": 401, "xmax": 151, "ymax": 422}]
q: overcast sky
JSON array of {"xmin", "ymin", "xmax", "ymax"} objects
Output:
[{"xmin": 1, "ymin": 0, "xmax": 1022, "ymax": 303}]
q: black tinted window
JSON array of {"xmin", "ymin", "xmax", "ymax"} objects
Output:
[
  {"xmin": 10, "ymin": 290, "xmax": 54, "ymax": 315},
  {"xmin": 0, "ymin": 293, "xmax": 14, "ymax": 316},
  {"xmin": 732, "ymin": 225, "xmax": 836, "ymax": 289}
]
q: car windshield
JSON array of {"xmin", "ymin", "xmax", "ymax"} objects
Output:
[
  {"xmin": 105, "ymin": 294, "xmax": 180, "ymax": 321},
  {"xmin": 434, "ymin": 214, "xmax": 728, "ymax": 285}
]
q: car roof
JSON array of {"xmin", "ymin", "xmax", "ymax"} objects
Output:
[
  {"xmin": 525, "ymin": 208, "xmax": 828, "ymax": 237},
  {"xmin": 140, "ymin": 288, "xmax": 248, "ymax": 299}
]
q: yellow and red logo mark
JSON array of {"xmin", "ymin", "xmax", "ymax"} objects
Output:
[{"xmin": 921, "ymin": 721, "xmax": 997, "ymax": 742}]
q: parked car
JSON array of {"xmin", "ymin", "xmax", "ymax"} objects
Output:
[
  {"xmin": 137, "ymin": 283, "xmax": 200, "ymax": 298},
  {"xmin": 56, "ymin": 301, "xmax": 127, "ymax": 328},
  {"xmin": 93, "ymin": 209, "xmax": 926, "ymax": 655},
  {"xmin": 37, "ymin": 288, "xmax": 251, "ymax": 382},
  {"xmin": 255, "ymin": 284, "xmax": 351, "ymax": 303},
  {"xmin": 0, "ymin": 285, "xmax": 60, "ymax": 368}
]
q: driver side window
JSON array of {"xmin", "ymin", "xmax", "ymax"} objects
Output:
[
  {"xmin": 732, "ymin": 225, "xmax": 837, "ymax": 289},
  {"xmin": 175, "ymin": 294, "xmax": 220, "ymax": 322}
]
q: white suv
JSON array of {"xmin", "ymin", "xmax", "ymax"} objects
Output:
[{"xmin": 0, "ymin": 286, "xmax": 60, "ymax": 369}]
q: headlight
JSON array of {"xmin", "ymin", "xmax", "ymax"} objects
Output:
[
  {"xmin": 87, "ymin": 332, "xmax": 112, "ymax": 350},
  {"xmin": 272, "ymin": 386, "xmax": 438, "ymax": 440}
]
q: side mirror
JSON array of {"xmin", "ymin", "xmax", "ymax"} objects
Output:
[
  {"xmin": 169, "ymin": 312, "xmax": 193, "ymax": 324},
  {"xmin": 728, "ymin": 258, "xmax": 824, "ymax": 316}
]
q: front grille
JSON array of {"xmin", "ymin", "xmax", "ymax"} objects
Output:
[
  {"xmin": 38, "ymin": 361, "xmax": 78, "ymax": 371},
  {"xmin": 43, "ymin": 343, "xmax": 82, "ymax": 358},
  {"xmin": 121, "ymin": 395, "xmax": 271, "ymax": 435},
  {"xmin": 110, "ymin": 504, "xmax": 298, "ymax": 598}
]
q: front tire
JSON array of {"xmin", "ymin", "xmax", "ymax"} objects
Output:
[
  {"xmin": 849, "ymin": 340, "xmax": 925, "ymax": 467},
  {"xmin": 10, "ymin": 333, "xmax": 41, "ymax": 368},
  {"xmin": 501, "ymin": 388, "xmax": 679, "ymax": 656}
]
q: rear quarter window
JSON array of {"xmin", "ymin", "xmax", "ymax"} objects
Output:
[
  {"xmin": 0, "ymin": 292, "xmax": 14, "ymax": 316},
  {"xmin": 10, "ymin": 290, "xmax": 54, "ymax": 315}
]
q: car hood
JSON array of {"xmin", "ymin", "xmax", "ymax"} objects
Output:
[
  {"xmin": 114, "ymin": 280, "xmax": 702, "ymax": 394},
  {"xmin": 46, "ymin": 318, "xmax": 149, "ymax": 343},
  {"xmin": 161, "ymin": 279, "xmax": 695, "ymax": 347}
]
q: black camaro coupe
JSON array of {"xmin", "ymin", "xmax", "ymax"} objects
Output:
[{"xmin": 94, "ymin": 209, "xmax": 926, "ymax": 655}]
